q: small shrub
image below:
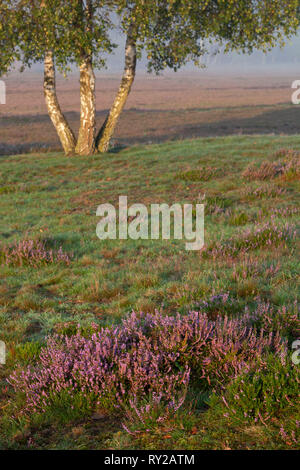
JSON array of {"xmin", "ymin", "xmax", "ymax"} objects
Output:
[
  {"xmin": 243, "ymin": 161, "xmax": 283, "ymax": 181},
  {"xmin": 205, "ymin": 196, "xmax": 234, "ymax": 215},
  {"xmin": 81, "ymin": 278, "xmax": 122, "ymax": 302},
  {"xmin": 278, "ymin": 419, "xmax": 300, "ymax": 446},
  {"xmin": 122, "ymin": 393, "xmax": 188, "ymax": 435},
  {"xmin": 14, "ymin": 341, "xmax": 43, "ymax": 365},
  {"xmin": 243, "ymin": 149, "xmax": 300, "ymax": 181},
  {"xmin": 236, "ymin": 279, "xmax": 261, "ymax": 298},
  {"xmin": 192, "ymin": 292, "xmax": 241, "ymax": 319},
  {"xmin": 135, "ymin": 274, "xmax": 159, "ymax": 289},
  {"xmin": 203, "ymin": 220, "xmax": 296, "ymax": 258},
  {"xmin": 245, "ymin": 301, "xmax": 300, "ymax": 341},
  {"xmin": 242, "ymin": 185, "xmax": 286, "ymax": 200},
  {"xmin": 42, "ymin": 390, "xmax": 99, "ymax": 424},
  {"xmin": 231, "ymin": 257, "xmax": 266, "ymax": 281},
  {"xmin": 215, "ymin": 355, "xmax": 299, "ymax": 425},
  {"xmin": 13, "ymin": 291, "xmax": 43, "ymax": 312},
  {"xmin": 270, "ymin": 206, "xmax": 299, "ymax": 218},
  {"xmin": 0, "ymin": 239, "xmax": 72, "ymax": 267},
  {"xmin": 8, "ymin": 309, "xmax": 285, "ymax": 422}
]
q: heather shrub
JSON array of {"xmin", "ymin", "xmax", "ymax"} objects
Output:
[
  {"xmin": 245, "ymin": 301, "xmax": 300, "ymax": 342},
  {"xmin": 122, "ymin": 393, "xmax": 190, "ymax": 435},
  {"xmin": 271, "ymin": 206, "xmax": 299, "ymax": 218},
  {"xmin": 202, "ymin": 220, "xmax": 296, "ymax": 258},
  {"xmin": 213, "ymin": 355, "xmax": 299, "ymax": 425},
  {"xmin": 0, "ymin": 239, "xmax": 72, "ymax": 267},
  {"xmin": 243, "ymin": 161, "xmax": 283, "ymax": 181},
  {"xmin": 274, "ymin": 148, "xmax": 295, "ymax": 159},
  {"xmin": 242, "ymin": 184, "xmax": 286, "ymax": 200},
  {"xmin": 257, "ymin": 206, "xmax": 299, "ymax": 219},
  {"xmin": 278, "ymin": 419, "xmax": 300, "ymax": 447},
  {"xmin": 205, "ymin": 196, "xmax": 234, "ymax": 215},
  {"xmin": 232, "ymin": 257, "xmax": 280, "ymax": 282},
  {"xmin": 192, "ymin": 293, "xmax": 242, "ymax": 319},
  {"xmin": 243, "ymin": 149, "xmax": 300, "ymax": 181},
  {"xmin": 8, "ymin": 310, "xmax": 286, "ymax": 423},
  {"xmin": 279, "ymin": 149, "xmax": 300, "ymax": 181},
  {"xmin": 231, "ymin": 259, "xmax": 281, "ymax": 299}
]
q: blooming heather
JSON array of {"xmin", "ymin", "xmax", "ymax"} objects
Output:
[
  {"xmin": 203, "ymin": 220, "xmax": 296, "ymax": 258},
  {"xmin": 8, "ymin": 309, "xmax": 286, "ymax": 418},
  {"xmin": 244, "ymin": 301, "xmax": 299, "ymax": 340},
  {"xmin": 0, "ymin": 239, "xmax": 72, "ymax": 267},
  {"xmin": 243, "ymin": 149, "xmax": 300, "ymax": 181},
  {"xmin": 242, "ymin": 184, "xmax": 286, "ymax": 200}
]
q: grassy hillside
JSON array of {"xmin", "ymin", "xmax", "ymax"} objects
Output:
[{"xmin": 0, "ymin": 135, "xmax": 299, "ymax": 449}]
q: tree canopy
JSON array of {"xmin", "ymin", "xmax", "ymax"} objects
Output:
[{"xmin": 1, "ymin": 0, "xmax": 299, "ymax": 155}]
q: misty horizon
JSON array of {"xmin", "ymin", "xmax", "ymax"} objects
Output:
[{"xmin": 4, "ymin": 32, "xmax": 300, "ymax": 78}]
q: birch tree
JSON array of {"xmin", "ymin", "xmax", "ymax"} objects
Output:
[
  {"xmin": 1, "ymin": 0, "xmax": 299, "ymax": 156},
  {"xmin": 1, "ymin": 0, "xmax": 115, "ymax": 155},
  {"xmin": 96, "ymin": 0, "xmax": 299, "ymax": 152}
]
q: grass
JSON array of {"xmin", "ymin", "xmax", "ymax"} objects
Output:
[{"xmin": 0, "ymin": 134, "xmax": 299, "ymax": 450}]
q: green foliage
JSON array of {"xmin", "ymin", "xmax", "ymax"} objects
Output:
[
  {"xmin": 228, "ymin": 211, "xmax": 250, "ymax": 226},
  {"xmin": 14, "ymin": 341, "xmax": 43, "ymax": 365},
  {"xmin": 0, "ymin": 2, "xmax": 20, "ymax": 75},
  {"xmin": 118, "ymin": 1, "xmax": 300, "ymax": 72},
  {"xmin": 210, "ymin": 355, "xmax": 299, "ymax": 425},
  {"xmin": 1, "ymin": 1, "xmax": 299, "ymax": 76},
  {"xmin": 53, "ymin": 321, "xmax": 99, "ymax": 337},
  {"xmin": 188, "ymin": 0, "xmax": 299, "ymax": 53},
  {"xmin": 43, "ymin": 390, "xmax": 98, "ymax": 423},
  {"xmin": 0, "ymin": 1, "xmax": 116, "ymax": 73}
]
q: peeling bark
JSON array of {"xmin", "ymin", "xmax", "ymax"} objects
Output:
[
  {"xmin": 44, "ymin": 51, "xmax": 76, "ymax": 156},
  {"xmin": 75, "ymin": 56, "xmax": 96, "ymax": 155},
  {"xmin": 96, "ymin": 30, "xmax": 137, "ymax": 153}
]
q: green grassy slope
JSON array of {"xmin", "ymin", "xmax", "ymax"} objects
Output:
[{"xmin": 0, "ymin": 135, "xmax": 299, "ymax": 449}]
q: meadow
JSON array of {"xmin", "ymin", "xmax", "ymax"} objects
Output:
[{"xmin": 0, "ymin": 134, "xmax": 299, "ymax": 449}]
